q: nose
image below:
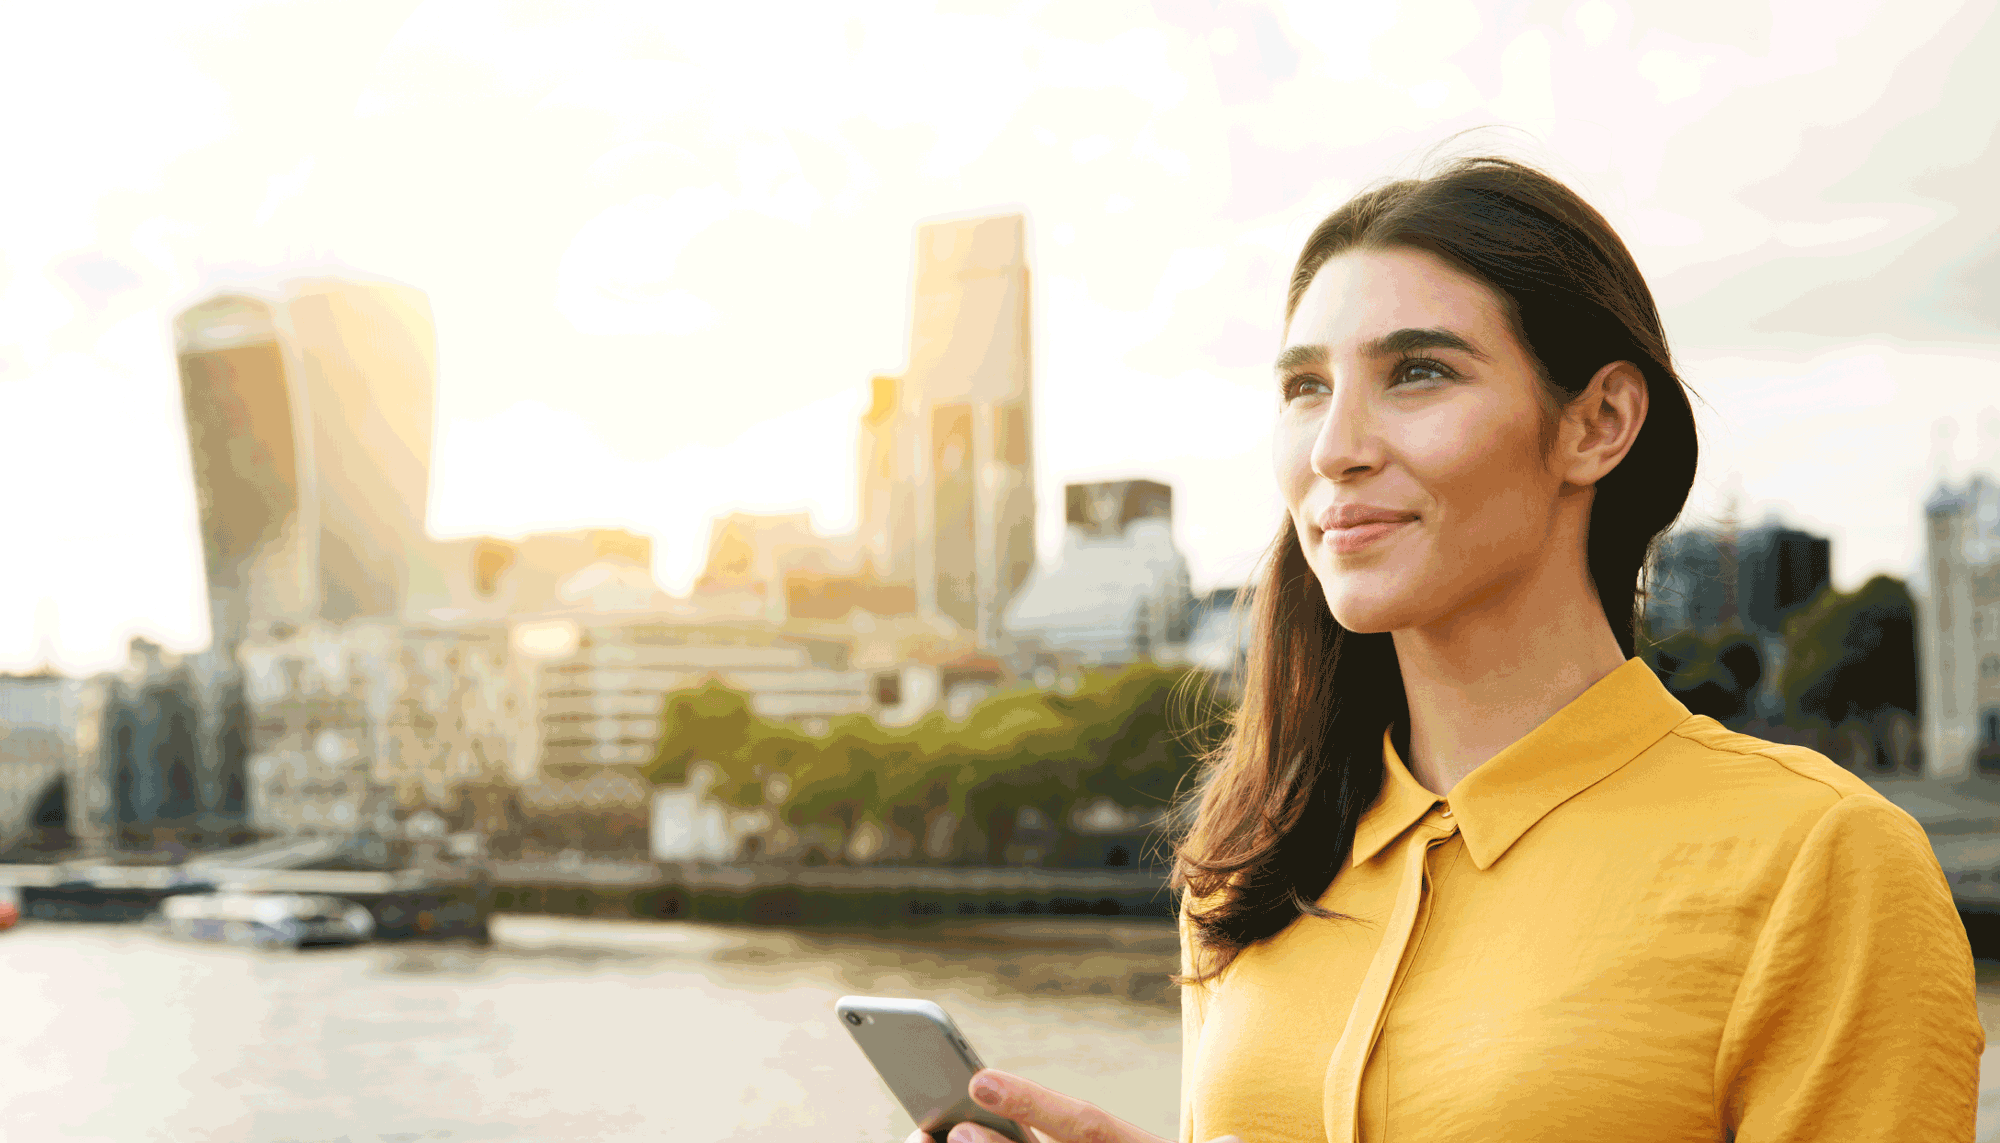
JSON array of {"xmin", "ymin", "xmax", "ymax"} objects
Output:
[{"xmin": 1309, "ymin": 374, "xmax": 1383, "ymax": 482}]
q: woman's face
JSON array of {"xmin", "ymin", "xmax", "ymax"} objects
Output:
[{"xmin": 1274, "ymin": 244, "xmax": 1575, "ymax": 635}]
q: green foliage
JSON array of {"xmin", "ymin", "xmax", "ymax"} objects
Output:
[
  {"xmin": 1780, "ymin": 575, "xmax": 1918, "ymax": 725},
  {"xmin": 1640, "ymin": 622, "xmax": 1764, "ymax": 725},
  {"xmin": 1639, "ymin": 574, "xmax": 1919, "ymax": 732},
  {"xmin": 644, "ymin": 678, "xmax": 756, "ymax": 793},
  {"xmin": 643, "ymin": 663, "xmax": 1233, "ymax": 863}
]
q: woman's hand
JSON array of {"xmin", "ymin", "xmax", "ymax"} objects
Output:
[{"xmin": 900, "ymin": 1068, "xmax": 1242, "ymax": 1143}]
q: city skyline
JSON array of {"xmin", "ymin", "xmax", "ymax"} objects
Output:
[{"xmin": 6, "ymin": 1, "xmax": 2000, "ymax": 673}]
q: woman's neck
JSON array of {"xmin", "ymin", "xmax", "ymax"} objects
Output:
[{"xmin": 1390, "ymin": 560, "xmax": 1629, "ymax": 799}]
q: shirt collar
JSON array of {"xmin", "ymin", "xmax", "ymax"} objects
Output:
[{"xmin": 1350, "ymin": 657, "xmax": 1690, "ymax": 871}]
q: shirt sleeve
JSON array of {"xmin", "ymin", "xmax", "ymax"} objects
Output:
[{"xmin": 1714, "ymin": 792, "xmax": 1985, "ymax": 1141}]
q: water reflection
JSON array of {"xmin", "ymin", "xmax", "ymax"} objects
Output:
[{"xmin": 0, "ymin": 915, "xmax": 1181, "ymax": 1142}]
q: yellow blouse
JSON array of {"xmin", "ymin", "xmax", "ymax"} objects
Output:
[{"xmin": 1178, "ymin": 657, "xmax": 1982, "ymax": 1142}]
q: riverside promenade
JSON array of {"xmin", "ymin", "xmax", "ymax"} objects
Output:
[
  {"xmin": 486, "ymin": 857, "xmax": 1177, "ymax": 923},
  {"xmin": 0, "ymin": 848, "xmax": 1179, "ymax": 932}
]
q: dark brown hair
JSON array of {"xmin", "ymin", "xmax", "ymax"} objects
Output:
[{"xmin": 1168, "ymin": 156, "xmax": 1700, "ymax": 983}]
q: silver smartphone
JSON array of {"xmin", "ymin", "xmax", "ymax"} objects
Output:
[{"xmin": 835, "ymin": 995, "xmax": 1031, "ymax": 1143}]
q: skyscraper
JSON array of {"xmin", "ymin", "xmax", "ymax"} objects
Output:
[
  {"xmin": 175, "ymin": 278, "xmax": 438, "ymax": 648},
  {"xmin": 859, "ymin": 214, "xmax": 1036, "ymax": 644}
]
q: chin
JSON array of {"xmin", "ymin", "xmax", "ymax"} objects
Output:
[{"xmin": 1319, "ymin": 582, "xmax": 1425, "ymax": 635}]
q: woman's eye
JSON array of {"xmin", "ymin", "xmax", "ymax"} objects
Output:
[
  {"xmin": 1285, "ymin": 375, "xmax": 1330, "ymax": 401},
  {"xmin": 1393, "ymin": 358, "xmax": 1453, "ymax": 386}
]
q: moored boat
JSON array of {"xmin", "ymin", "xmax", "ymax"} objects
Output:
[{"xmin": 157, "ymin": 891, "xmax": 374, "ymax": 948}]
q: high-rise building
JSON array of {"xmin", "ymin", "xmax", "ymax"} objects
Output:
[
  {"xmin": 1646, "ymin": 523, "xmax": 1830, "ymax": 641},
  {"xmin": 175, "ymin": 278, "xmax": 437, "ymax": 649},
  {"xmin": 1920, "ymin": 473, "xmax": 2000, "ymax": 780},
  {"xmin": 858, "ymin": 375, "xmax": 915, "ymax": 587},
  {"xmin": 1646, "ymin": 529, "xmax": 1727, "ymax": 635},
  {"xmin": 1646, "ymin": 521, "xmax": 1831, "ymax": 724},
  {"xmin": 1740, "ymin": 526, "xmax": 1833, "ymax": 638},
  {"xmin": 859, "ymin": 214, "xmax": 1035, "ymax": 644}
]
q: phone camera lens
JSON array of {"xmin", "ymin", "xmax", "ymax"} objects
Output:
[{"xmin": 844, "ymin": 1011, "xmax": 863, "ymax": 1026}]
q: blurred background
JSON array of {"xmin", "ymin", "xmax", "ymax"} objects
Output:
[{"xmin": 2, "ymin": 1, "xmax": 1999, "ymax": 1140}]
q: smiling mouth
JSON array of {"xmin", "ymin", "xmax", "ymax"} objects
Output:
[{"xmin": 1326, "ymin": 518, "xmax": 1415, "ymax": 554}]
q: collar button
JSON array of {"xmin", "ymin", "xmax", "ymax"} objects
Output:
[{"xmin": 1440, "ymin": 805, "xmax": 1453, "ymax": 818}]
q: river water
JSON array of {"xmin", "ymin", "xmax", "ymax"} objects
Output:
[
  {"xmin": 4, "ymin": 915, "xmax": 1999, "ymax": 1142},
  {"xmin": 0, "ymin": 916, "xmax": 1183, "ymax": 1142}
]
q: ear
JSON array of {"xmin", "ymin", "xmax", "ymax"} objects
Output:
[{"xmin": 1558, "ymin": 361, "xmax": 1648, "ymax": 488}]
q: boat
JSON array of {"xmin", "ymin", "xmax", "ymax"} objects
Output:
[{"xmin": 156, "ymin": 891, "xmax": 375, "ymax": 948}]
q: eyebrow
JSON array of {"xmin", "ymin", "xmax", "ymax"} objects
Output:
[{"xmin": 1272, "ymin": 327, "xmax": 1489, "ymax": 375}]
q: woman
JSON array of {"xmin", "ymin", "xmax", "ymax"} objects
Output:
[{"xmin": 917, "ymin": 156, "xmax": 1983, "ymax": 1143}]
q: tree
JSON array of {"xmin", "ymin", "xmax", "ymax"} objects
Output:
[
  {"xmin": 643, "ymin": 663, "xmax": 1231, "ymax": 866},
  {"xmin": 645, "ymin": 677, "xmax": 757, "ymax": 794},
  {"xmin": 1781, "ymin": 575, "xmax": 1919, "ymax": 727},
  {"xmin": 1641, "ymin": 624, "xmax": 1762, "ymax": 725}
]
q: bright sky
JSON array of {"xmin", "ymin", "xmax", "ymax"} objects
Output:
[{"xmin": 5, "ymin": 0, "xmax": 1999, "ymax": 674}]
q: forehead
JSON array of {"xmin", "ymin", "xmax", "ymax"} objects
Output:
[{"xmin": 1284, "ymin": 246, "xmax": 1510, "ymax": 351}]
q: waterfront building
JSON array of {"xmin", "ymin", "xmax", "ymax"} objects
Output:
[
  {"xmin": 860, "ymin": 215, "xmax": 1037, "ymax": 644},
  {"xmin": 515, "ymin": 612, "xmax": 872, "ymax": 778},
  {"xmin": 235, "ymin": 621, "xmax": 520, "ymax": 841},
  {"xmin": 61, "ymin": 640, "xmax": 254, "ymax": 853},
  {"xmin": 510, "ymin": 551, "xmax": 878, "ymax": 795},
  {"xmin": 0, "ymin": 669, "xmax": 84, "ymax": 854},
  {"xmin": 1920, "ymin": 473, "xmax": 2000, "ymax": 780},
  {"xmin": 1002, "ymin": 480, "xmax": 1194, "ymax": 667}
]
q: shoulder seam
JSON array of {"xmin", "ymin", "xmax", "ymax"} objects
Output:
[{"xmin": 1667, "ymin": 722, "xmax": 1859, "ymax": 802}]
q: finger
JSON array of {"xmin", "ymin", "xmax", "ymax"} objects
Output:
[
  {"xmin": 969, "ymin": 1068, "xmax": 1150, "ymax": 1143},
  {"xmin": 944, "ymin": 1122, "xmax": 1014, "ymax": 1143}
]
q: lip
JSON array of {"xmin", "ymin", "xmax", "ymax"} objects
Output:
[
  {"xmin": 1325, "ymin": 519, "xmax": 1414, "ymax": 553},
  {"xmin": 1318, "ymin": 504, "xmax": 1419, "ymax": 555}
]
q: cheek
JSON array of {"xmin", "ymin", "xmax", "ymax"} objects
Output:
[
  {"xmin": 1273, "ymin": 419, "xmax": 1316, "ymax": 505},
  {"xmin": 1416, "ymin": 411, "xmax": 1550, "ymax": 533}
]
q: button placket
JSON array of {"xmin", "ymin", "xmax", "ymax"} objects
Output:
[{"xmin": 1324, "ymin": 822, "xmax": 1455, "ymax": 1143}]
